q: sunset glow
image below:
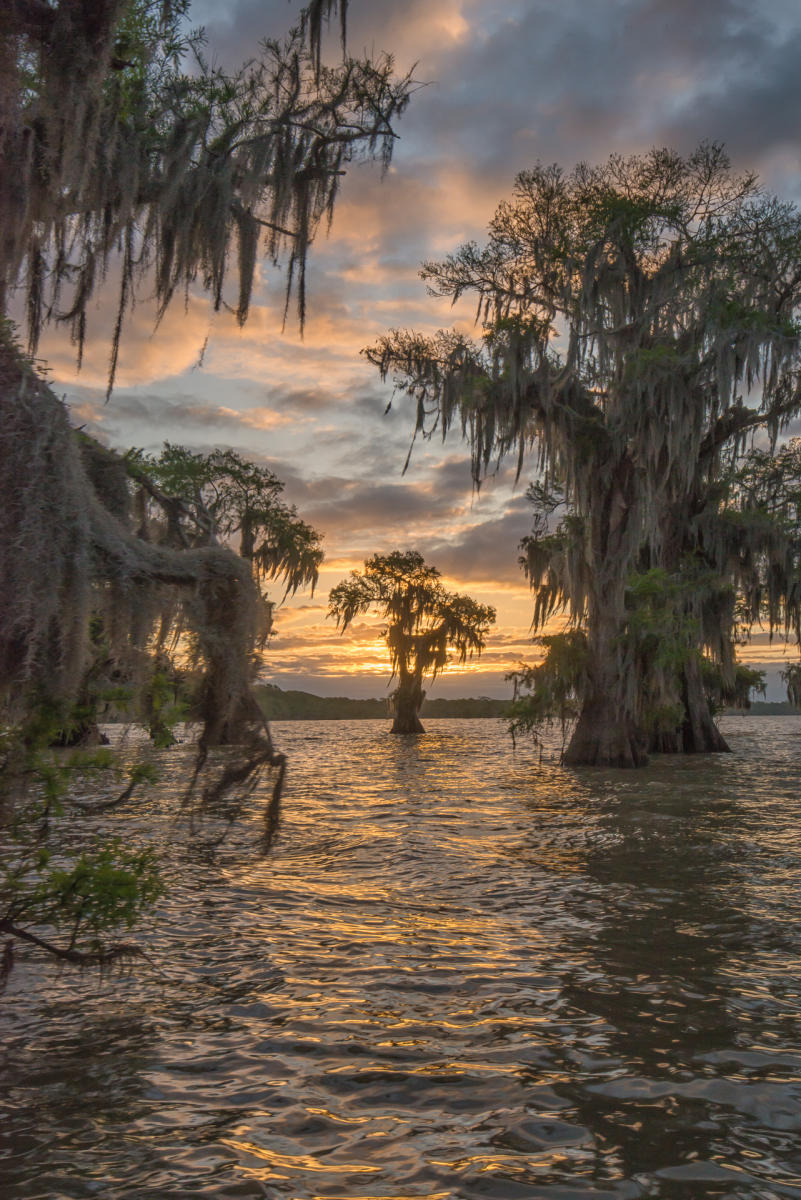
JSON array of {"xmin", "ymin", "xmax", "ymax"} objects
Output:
[{"xmin": 32, "ymin": 0, "xmax": 801, "ymax": 702}]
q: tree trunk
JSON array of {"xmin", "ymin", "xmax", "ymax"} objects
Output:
[
  {"xmin": 681, "ymin": 655, "xmax": 730, "ymax": 753},
  {"xmin": 390, "ymin": 676, "xmax": 425, "ymax": 734},
  {"xmin": 649, "ymin": 727, "xmax": 682, "ymax": 754},
  {"xmin": 565, "ymin": 691, "xmax": 648, "ymax": 767},
  {"xmin": 564, "ymin": 588, "xmax": 648, "ymax": 767},
  {"xmin": 199, "ymin": 687, "xmax": 266, "ymax": 746},
  {"xmin": 52, "ymin": 716, "xmax": 109, "ymax": 748},
  {"xmin": 564, "ymin": 458, "xmax": 648, "ymax": 767},
  {"xmin": 648, "ymin": 658, "xmax": 730, "ymax": 754}
]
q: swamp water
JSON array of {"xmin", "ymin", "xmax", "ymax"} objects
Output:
[{"xmin": 2, "ymin": 716, "xmax": 801, "ymax": 1199}]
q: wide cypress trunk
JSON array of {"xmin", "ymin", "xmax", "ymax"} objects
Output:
[
  {"xmin": 390, "ymin": 675, "xmax": 425, "ymax": 734},
  {"xmin": 564, "ymin": 601, "xmax": 648, "ymax": 767},
  {"xmin": 564, "ymin": 457, "xmax": 648, "ymax": 767},
  {"xmin": 565, "ymin": 700, "xmax": 647, "ymax": 766}
]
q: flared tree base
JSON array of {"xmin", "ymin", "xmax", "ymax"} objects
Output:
[
  {"xmin": 564, "ymin": 701, "xmax": 648, "ymax": 768},
  {"xmin": 390, "ymin": 713, "xmax": 425, "ymax": 734},
  {"xmin": 389, "ymin": 681, "xmax": 425, "ymax": 735},
  {"xmin": 650, "ymin": 658, "xmax": 731, "ymax": 755}
]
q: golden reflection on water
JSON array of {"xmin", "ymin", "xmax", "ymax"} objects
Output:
[
  {"xmin": 223, "ymin": 1138, "xmax": 382, "ymax": 1176},
  {"xmin": 3, "ymin": 717, "xmax": 801, "ymax": 1199}
]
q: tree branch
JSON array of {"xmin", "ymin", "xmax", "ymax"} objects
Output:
[{"xmin": 0, "ymin": 918, "xmax": 146, "ymax": 967}]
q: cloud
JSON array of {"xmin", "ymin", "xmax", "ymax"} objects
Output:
[
  {"xmin": 421, "ymin": 495, "xmax": 533, "ymax": 585},
  {"xmin": 33, "ymin": 0, "xmax": 801, "ymax": 696}
]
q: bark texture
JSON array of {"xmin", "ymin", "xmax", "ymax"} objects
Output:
[{"xmin": 390, "ymin": 678, "xmax": 425, "ymax": 734}]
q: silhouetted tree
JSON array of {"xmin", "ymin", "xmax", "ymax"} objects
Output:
[
  {"xmin": 126, "ymin": 444, "xmax": 324, "ymax": 742},
  {"xmin": 368, "ymin": 146, "xmax": 801, "ymax": 766},
  {"xmin": 0, "ymin": 0, "xmax": 410, "ymax": 976},
  {"xmin": 328, "ymin": 551, "xmax": 495, "ymax": 733},
  {"xmin": 1, "ymin": 0, "xmax": 410, "ymax": 745}
]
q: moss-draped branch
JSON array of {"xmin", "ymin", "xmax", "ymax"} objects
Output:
[{"xmin": 365, "ymin": 145, "xmax": 801, "ymax": 764}]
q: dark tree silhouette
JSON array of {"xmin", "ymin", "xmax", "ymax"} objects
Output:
[
  {"xmin": 0, "ymin": 0, "xmax": 410, "ymax": 976},
  {"xmin": 368, "ymin": 146, "xmax": 801, "ymax": 766},
  {"xmin": 328, "ymin": 551, "xmax": 496, "ymax": 733},
  {"xmin": 126, "ymin": 444, "xmax": 324, "ymax": 743},
  {"xmin": 0, "ymin": 0, "xmax": 410, "ymax": 747}
]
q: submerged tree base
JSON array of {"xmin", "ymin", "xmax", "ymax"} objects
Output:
[
  {"xmin": 389, "ymin": 685, "xmax": 426, "ymax": 734},
  {"xmin": 563, "ymin": 706, "xmax": 649, "ymax": 768},
  {"xmin": 650, "ymin": 724, "xmax": 730, "ymax": 755},
  {"xmin": 390, "ymin": 715, "xmax": 425, "ymax": 734}
]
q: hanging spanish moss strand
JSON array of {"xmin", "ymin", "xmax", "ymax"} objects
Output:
[
  {"xmin": 1, "ymin": 1, "xmax": 411, "ymax": 384},
  {"xmin": 1, "ymin": 0, "xmax": 410, "ymax": 814},
  {"xmin": 366, "ymin": 146, "xmax": 801, "ymax": 766}
]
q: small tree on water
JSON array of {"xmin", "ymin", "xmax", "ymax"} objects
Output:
[
  {"xmin": 367, "ymin": 145, "xmax": 801, "ymax": 766},
  {"xmin": 328, "ymin": 551, "xmax": 496, "ymax": 733}
]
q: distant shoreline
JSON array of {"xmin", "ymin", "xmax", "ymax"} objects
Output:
[
  {"xmin": 255, "ymin": 686, "xmax": 800, "ymax": 721},
  {"xmin": 255, "ymin": 685, "xmax": 510, "ymax": 720},
  {"xmin": 724, "ymin": 702, "xmax": 801, "ymax": 716}
]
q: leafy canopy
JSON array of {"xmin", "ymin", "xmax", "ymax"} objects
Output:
[
  {"xmin": 128, "ymin": 444, "xmax": 324, "ymax": 597},
  {"xmin": 328, "ymin": 550, "xmax": 496, "ymax": 683},
  {"xmin": 368, "ymin": 144, "xmax": 801, "ymax": 512}
]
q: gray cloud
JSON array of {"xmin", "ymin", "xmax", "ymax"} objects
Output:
[
  {"xmin": 48, "ymin": 0, "xmax": 801, "ymax": 694},
  {"xmin": 421, "ymin": 497, "xmax": 533, "ymax": 584}
]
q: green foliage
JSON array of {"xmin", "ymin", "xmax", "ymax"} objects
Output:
[
  {"xmin": 143, "ymin": 663, "xmax": 188, "ymax": 748},
  {"xmin": 506, "ymin": 631, "xmax": 588, "ymax": 753},
  {"xmin": 734, "ymin": 438, "xmax": 801, "ymax": 532},
  {"xmin": 108, "ymin": 0, "xmax": 194, "ymax": 123},
  {"xmin": 10, "ymin": 840, "xmax": 163, "ymax": 948},
  {"xmin": 129, "ymin": 444, "xmax": 324, "ymax": 597},
  {"xmin": 702, "ymin": 661, "xmax": 765, "ymax": 715},
  {"xmin": 1, "ymin": 707, "xmax": 163, "ymax": 976},
  {"xmin": 709, "ymin": 296, "xmax": 801, "ymax": 340},
  {"xmin": 625, "ymin": 568, "xmax": 698, "ymax": 672},
  {"xmin": 328, "ymin": 551, "xmax": 496, "ymax": 690},
  {"xmin": 624, "ymin": 344, "xmax": 686, "ymax": 384}
]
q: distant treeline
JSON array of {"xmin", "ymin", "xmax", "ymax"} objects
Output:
[
  {"xmin": 254, "ymin": 686, "xmax": 801, "ymax": 721},
  {"xmin": 255, "ymin": 685, "xmax": 510, "ymax": 720},
  {"xmin": 727, "ymin": 701, "xmax": 801, "ymax": 716}
]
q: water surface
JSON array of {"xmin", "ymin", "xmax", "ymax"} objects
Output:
[{"xmin": 2, "ymin": 717, "xmax": 801, "ymax": 1198}]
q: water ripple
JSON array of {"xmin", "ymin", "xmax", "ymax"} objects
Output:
[{"xmin": 2, "ymin": 716, "xmax": 801, "ymax": 1198}]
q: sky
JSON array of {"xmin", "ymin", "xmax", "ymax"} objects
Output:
[{"xmin": 37, "ymin": 0, "xmax": 801, "ymax": 699}]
